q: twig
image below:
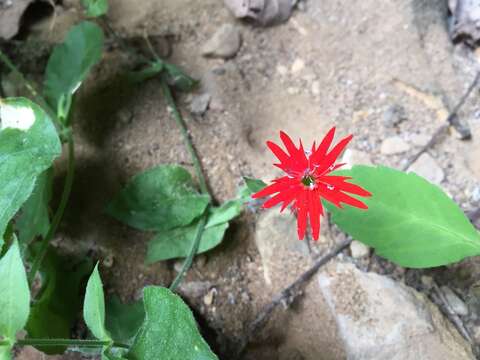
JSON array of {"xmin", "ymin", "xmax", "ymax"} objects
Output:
[
  {"xmin": 468, "ymin": 208, "xmax": 480, "ymax": 227},
  {"xmin": 431, "ymin": 283, "xmax": 473, "ymax": 346},
  {"xmin": 235, "ymin": 238, "xmax": 352, "ymax": 358},
  {"xmin": 402, "ymin": 72, "xmax": 480, "ymax": 171}
]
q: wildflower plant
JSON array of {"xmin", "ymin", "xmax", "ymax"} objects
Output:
[{"xmin": 1, "ymin": 0, "xmax": 480, "ymax": 358}]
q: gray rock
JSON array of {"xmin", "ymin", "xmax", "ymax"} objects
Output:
[
  {"xmin": 449, "ymin": 0, "xmax": 480, "ymax": 46},
  {"xmin": 380, "ymin": 136, "xmax": 410, "ymax": 155},
  {"xmin": 202, "ymin": 24, "xmax": 241, "ymax": 59},
  {"xmin": 318, "ymin": 261, "xmax": 475, "ymax": 359},
  {"xmin": 441, "ymin": 286, "xmax": 469, "ymax": 316},
  {"xmin": 224, "ymin": 0, "xmax": 297, "ymax": 26},
  {"xmin": 178, "ymin": 281, "xmax": 212, "ymax": 298},
  {"xmin": 0, "ymin": 0, "xmax": 33, "ymax": 40},
  {"xmin": 341, "ymin": 149, "xmax": 372, "ymax": 169},
  {"xmin": 408, "ymin": 153, "xmax": 445, "ymax": 185},
  {"xmin": 410, "ymin": 133, "xmax": 430, "ymax": 147},
  {"xmin": 255, "ymin": 210, "xmax": 310, "ymax": 285},
  {"xmin": 190, "ymin": 93, "xmax": 211, "ymax": 116},
  {"xmin": 383, "ymin": 104, "xmax": 407, "ymax": 127},
  {"xmin": 350, "ymin": 240, "xmax": 370, "ymax": 258}
]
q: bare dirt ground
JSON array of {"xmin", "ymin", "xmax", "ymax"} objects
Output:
[{"xmin": 7, "ymin": 0, "xmax": 480, "ymax": 359}]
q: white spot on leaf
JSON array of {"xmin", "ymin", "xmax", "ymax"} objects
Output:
[{"xmin": 0, "ymin": 104, "xmax": 35, "ymax": 131}]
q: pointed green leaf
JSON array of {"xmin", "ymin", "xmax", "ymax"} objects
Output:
[
  {"xmin": 26, "ymin": 248, "xmax": 92, "ymax": 354},
  {"xmin": 127, "ymin": 61, "xmax": 164, "ymax": 84},
  {"xmin": 206, "ymin": 200, "xmax": 242, "ymax": 228},
  {"xmin": 0, "ymin": 345, "xmax": 11, "ymax": 360},
  {"xmin": 238, "ymin": 177, "xmax": 267, "ymax": 202},
  {"xmin": 163, "ymin": 63, "xmax": 198, "ymax": 92},
  {"xmin": 128, "ymin": 287, "xmax": 218, "ymax": 360},
  {"xmin": 16, "ymin": 169, "xmax": 53, "ymax": 247},
  {"xmin": 0, "ymin": 240, "xmax": 30, "ymax": 342},
  {"xmin": 327, "ymin": 166, "xmax": 480, "ymax": 268},
  {"xmin": 44, "ymin": 21, "xmax": 104, "ymax": 119},
  {"xmin": 0, "ymin": 98, "xmax": 61, "ymax": 248},
  {"xmin": 244, "ymin": 177, "xmax": 267, "ymax": 193},
  {"xmin": 147, "ymin": 221, "xmax": 228, "ymax": 264},
  {"xmin": 146, "ymin": 200, "xmax": 241, "ymax": 263},
  {"xmin": 106, "ymin": 296, "xmax": 145, "ymax": 344},
  {"xmin": 106, "ymin": 165, "xmax": 210, "ymax": 231},
  {"xmin": 84, "ymin": 264, "xmax": 111, "ymax": 341},
  {"xmin": 81, "ymin": 0, "xmax": 108, "ymax": 17}
]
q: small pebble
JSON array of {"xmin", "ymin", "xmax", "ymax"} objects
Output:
[
  {"xmin": 383, "ymin": 104, "xmax": 407, "ymax": 127},
  {"xmin": 202, "ymin": 24, "xmax": 241, "ymax": 59},
  {"xmin": 441, "ymin": 286, "xmax": 468, "ymax": 316},
  {"xmin": 190, "ymin": 93, "xmax": 211, "ymax": 116},
  {"xmin": 311, "ymin": 80, "xmax": 320, "ymax": 96},
  {"xmin": 291, "ymin": 58, "xmax": 305, "ymax": 74},
  {"xmin": 380, "ymin": 136, "xmax": 410, "ymax": 155},
  {"xmin": 408, "ymin": 153, "xmax": 445, "ymax": 185},
  {"xmin": 350, "ymin": 240, "xmax": 370, "ymax": 258},
  {"xmin": 203, "ymin": 288, "xmax": 217, "ymax": 306}
]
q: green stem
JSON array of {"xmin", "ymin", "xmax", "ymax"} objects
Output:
[
  {"xmin": 16, "ymin": 338, "xmax": 129, "ymax": 349},
  {"xmin": 160, "ymin": 79, "xmax": 210, "ymax": 291},
  {"xmin": 0, "ymin": 49, "xmax": 57, "ymax": 122},
  {"xmin": 169, "ymin": 215, "xmax": 207, "ymax": 291},
  {"xmin": 0, "ymin": 339, "xmax": 9, "ymax": 346},
  {"xmin": 28, "ymin": 133, "xmax": 76, "ymax": 285},
  {"xmin": 160, "ymin": 79, "xmax": 209, "ymax": 195}
]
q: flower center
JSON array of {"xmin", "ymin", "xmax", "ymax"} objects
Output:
[{"xmin": 301, "ymin": 174, "xmax": 316, "ymax": 187}]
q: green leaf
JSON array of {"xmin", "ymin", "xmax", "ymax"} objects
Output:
[
  {"xmin": 147, "ymin": 220, "xmax": 228, "ymax": 264},
  {"xmin": 0, "ymin": 98, "xmax": 61, "ymax": 248},
  {"xmin": 44, "ymin": 21, "xmax": 104, "ymax": 119},
  {"xmin": 0, "ymin": 346, "xmax": 11, "ymax": 360},
  {"xmin": 128, "ymin": 287, "xmax": 218, "ymax": 360},
  {"xmin": 26, "ymin": 248, "xmax": 92, "ymax": 354},
  {"xmin": 84, "ymin": 264, "xmax": 111, "ymax": 341},
  {"xmin": 206, "ymin": 200, "xmax": 242, "ymax": 228},
  {"xmin": 163, "ymin": 63, "xmax": 198, "ymax": 92},
  {"xmin": 16, "ymin": 169, "xmax": 53, "ymax": 248},
  {"xmin": 106, "ymin": 296, "xmax": 145, "ymax": 344},
  {"xmin": 127, "ymin": 61, "xmax": 164, "ymax": 84},
  {"xmin": 145, "ymin": 200, "xmax": 241, "ymax": 263},
  {"xmin": 81, "ymin": 0, "xmax": 108, "ymax": 17},
  {"xmin": 238, "ymin": 177, "xmax": 267, "ymax": 202},
  {"xmin": 106, "ymin": 165, "xmax": 210, "ymax": 231},
  {"xmin": 327, "ymin": 165, "xmax": 480, "ymax": 268},
  {"xmin": 0, "ymin": 240, "xmax": 30, "ymax": 342},
  {"xmin": 244, "ymin": 177, "xmax": 267, "ymax": 193}
]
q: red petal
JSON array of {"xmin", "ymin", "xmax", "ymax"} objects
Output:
[
  {"xmin": 280, "ymin": 131, "xmax": 300, "ymax": 158},
  {"xmin": 262, "ymin": 187, "xmax": 301, "ymax": 208},
  {"xmin": 316, "ymin": 134, "xmax": 353, "ymax": 174},
  {"xmin": 267, "ymin": 141, "xmax": 290, "ymax": 165},
  {"xmin": 296, "ymin": 192, "xmax": 308, "ymax": 240},
  {"xmin": 252, "ymin": 177, "xmax": 297, "ymax": 199},
  {"xmin": 320, "ymin": 176, "xmax": 372, "ymax": 197},
  {"xmin": 310, "ymin": 127, "xmax": 336, "ymax": 164},
  {"xmin": 308, "ymin": 190, "xmax": 323, "ymax": 240},
  {"xmin": 319, "ymin": 185, "xmax": 369, "ymax": 209}
]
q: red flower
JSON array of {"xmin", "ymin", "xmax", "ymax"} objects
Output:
[{"xmin": 252, "ymin": 128, "xmax": 371, "ymax": 240}]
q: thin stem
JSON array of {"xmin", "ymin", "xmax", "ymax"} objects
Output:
[
  {"xmin": 0, "ymin": 49, "xmax": 56, "ymax": 121},
  {"xmin": 17, "ymin": 338, "xmax": 129, "ymax": 349},
  {"xmin": 160, "ymin": 79, "xmax": 211, "ymax": 291},
  {"xmin": 160, "ymin": 80, "xmax": 209, "ymax": 195},
  {"xmin": 28, "ymin": 133, "xmax": 76, "ymax": 285},
  {"xmin": 0, "ymin": 339, "xmax": 9, "ymax": 346},
  {"xmin": 169, "ymin": 215, "xmax": 207, "ymax": 291}
]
